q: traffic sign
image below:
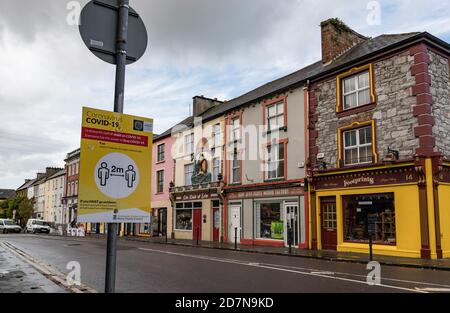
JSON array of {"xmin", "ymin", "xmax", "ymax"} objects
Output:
[{"xmin": 79, "ymin": 0, "xmax": 148, "ymax": 65}]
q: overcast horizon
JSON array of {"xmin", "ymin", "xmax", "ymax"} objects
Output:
[{"xmin": 1, "ymin": 0, "xmax": 450, "ymax": 189}]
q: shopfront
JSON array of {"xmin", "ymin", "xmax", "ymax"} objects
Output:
[
  {"xmin": 171, "ymin": 186, "xmax": 223, "ymax": 242},
  {"xmin": 226, "ymin": 186, "xmax": 307, "ymax": 248},
  {"xmin": 311, "ymin": 164, "xmax": 427, "ymax": 258}
]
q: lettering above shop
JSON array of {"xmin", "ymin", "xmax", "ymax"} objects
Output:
[{"xmin": 315, "ymin": 167, "xmax": 419, "ymax": 190}]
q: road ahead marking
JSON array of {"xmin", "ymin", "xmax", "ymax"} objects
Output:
[
  {"xmin": 138, "ymin": 247, "xmax": 426, "ymax": 293},
  {"xmin": 414, "ymin": 287, "xmax": 450, "ymax": 292}
]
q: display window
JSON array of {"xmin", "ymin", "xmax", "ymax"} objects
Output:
[
  {"xmin": 343, "ymin": 193, "xmax": 395, "ymax": 244},
  {"xmin": 255, "ymin": 201, "xmax": 284, "ymax": 240}
]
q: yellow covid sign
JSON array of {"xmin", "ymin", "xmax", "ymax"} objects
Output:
[{"xmin": 78, "ymin": 107, "xmax": 153, "ymax": 223}]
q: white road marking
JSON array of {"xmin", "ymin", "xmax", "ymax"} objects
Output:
[
  {"xmin": 138, "ymin": 247, "xmax": 427, "ymax": 293},
  {"xmin": 414, "ymin": 287, "xmax": 450, "ymax": 292},
  {"xmin": 310, "ymin": 271, "xmax": 335, "ymax": 275}
]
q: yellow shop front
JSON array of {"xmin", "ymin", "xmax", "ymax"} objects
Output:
[{"xmin": 310, "ymin": 163, "xmax": 432, "ymax": 259}]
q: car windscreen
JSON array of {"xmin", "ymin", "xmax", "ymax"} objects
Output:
[
  {"xmin": 3, "ymin": 220, "xmax": 15, "ymax": 226},
  {"xmin": 33, "ymin": 220, "xmax": 49, "ymax": 226}
]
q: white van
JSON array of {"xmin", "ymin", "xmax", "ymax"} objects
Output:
[
  {"xmin": 0, "ymin": 219, "xmax": 22, "ymax": 233},
  {"xmin": 25, "ymin": 219, "xmax": 51, "ymax": 234}
]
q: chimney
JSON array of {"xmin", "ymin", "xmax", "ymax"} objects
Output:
[
  {"xmin": 36, "ymin": 172, "xmax": 46, "ymax": 179},
  {"xmin": 192, "ymin": 96, "xmax": 223, "ymax": 117},
  {"xmin": 321, "ymin": 18, "xmax": 367, "ymax": 64},
  {"xmin": 45, "ymin": 167, "xmax": 63, "ymax": 177}
]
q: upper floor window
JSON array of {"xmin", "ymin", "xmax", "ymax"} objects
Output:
[
  {"xmin": 342, "ymin": 70, "xmax": 370, "ymax": 110},
  {"xmin": 231, "ymin": 147, "xmax": 240, "ymax": 184},
  {"xmin": 185, "ymin": 133, "xmax": 194, "ymax": 155},
  {"xmin": 343, "ymin": 126, "xmax": 373, "ymax": 166},
  {"xmin": 230, "ymin": 118, "xmax": 240, "ymax": 142},
  {"xmin": 266, "ymin": 143, "xmax": 285, "ymax": 180},
  {"xmin": 156, "ymin": 170, "xmax": 164, "ymax": 193},
  {"xmin": 212, "ymin": 157, "xmax": 220, "ymax": 182},
  {"xmin": 184, "ymin": 163, "xmax": 194, "ymax": 186},
  {"xmin": 157, "ymin": 143, "xmax": 165, "ymax": 162},
  {"xmin": 212, "ymin": 124, "xmax": 221, "ymax": 147},
  {"xmin": 266, "ymin": 102, "xmax": 285, "ymax": 131}
]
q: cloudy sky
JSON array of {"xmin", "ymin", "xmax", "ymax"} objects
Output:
[{"xmin": 0, "ymin": 0, "xmax": 449, "ymax": 189}]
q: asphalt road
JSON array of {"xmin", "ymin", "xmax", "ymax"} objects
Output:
[{"xmin": 1, "ymin": 234, "xmax": 450, "ymax": 293}]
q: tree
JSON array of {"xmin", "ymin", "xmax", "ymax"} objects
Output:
[
  {"xmin": 16, "ymin": 197, "xmax": 34, "ymax": 228},
  {"xmin": 0, "ymin": 200, "xmax": 9, "ymax": 218}
]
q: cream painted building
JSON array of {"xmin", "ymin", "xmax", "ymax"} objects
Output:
[{"xmin": 43, "ymin": 169, "xmax": 66, "ymax": 225}]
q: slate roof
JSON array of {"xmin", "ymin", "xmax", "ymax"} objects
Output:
[
  {"xmin": 0, "ymin": 189, "xmax": 16, "ymax": 199},
  {"xmin": 159, "ymin": 31, "xmax": 449, "ymax": 134},
  {"xmin": 16, "ymin": 178, "xmax": 38, "ymax": 191},
  {"xmin": 47, "ymin": 169, "xmax": 66, "ymax": 180}
]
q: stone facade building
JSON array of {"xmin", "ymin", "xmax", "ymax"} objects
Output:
[{"xmin": 307, "ymin": 19, "xmax": 450, "ymax": 259}]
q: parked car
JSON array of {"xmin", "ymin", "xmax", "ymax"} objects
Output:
[
  {"xmin": 0, "ymin": 219, "xmax": 22, "ymax": 233},
  {"xmin": 25, "ymin": 219, "xmax": 51, "ymax": 234}
]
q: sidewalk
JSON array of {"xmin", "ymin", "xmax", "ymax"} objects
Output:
[
  {"xmin": 117, "ymin": 235, "xmax": 450, "ymax": 271},
  {"xmin": 0, "ymin": 243, "xmax": 67, "ymax": 293}
]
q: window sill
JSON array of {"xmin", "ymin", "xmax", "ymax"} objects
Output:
[
  {"xmin": 343, "ymin": 240, "xmax": 396, "ymax": 246},
  {"xmin": 336, "ymin": 102, "xmax": 376, "ymax": 118},
  {"xmin": 263, "ymin": 178, "xmax": 286, "ymax": 183},
  {"xmin": 155, "ymin": 160, "xmax": 165, "ymax": 164},
  {"xmin": 227, "ymin": 182, "xmax": 241, "ymax": 186},
  {"xmin": 155, "ymin": 192, "xmax": 164, "ymax": 195}
]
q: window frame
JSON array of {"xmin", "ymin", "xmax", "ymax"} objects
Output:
[
  {"xmin": 212, "ymin": 157, "xmax": 221, "ymax": 182},
  {"xmin": 231, "ymin": 146, "xmax": 241, "ymax": 184},
  {"xmin": 212, "ymin": 123, "xmax": 221, "ymax": 148},
  {"xmin": 336, "ymin": 64, "xmax": 376, "ymax": 114},
  {"xmin": 263, "ymin": 139, "xmax": 288, "ymax": 181},
  {"xmin": 184, "ymin": 163, "xmax": 194, "ymax": 186},
  {"xmin": 157, "ymin": 143, "xmax": 165, "ymax": 162},
  {"xmin": 185, "ymin": 133, "xmax": 194, "ymax": 156},
  {"xmin": 263, "ymin": 96, "xmax": 287, "ymax": 132},
  {"xmin": 337, "ymin": 120, "xmax": 378, "ymax": 168},
  {"xmin": 156, "ymin": 169, "xmax": 164, "ymax": 193}
]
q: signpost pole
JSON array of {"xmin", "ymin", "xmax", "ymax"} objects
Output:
[{"xmin": 105, "ymin": 0, "xmax": 129, "ymax": 294}]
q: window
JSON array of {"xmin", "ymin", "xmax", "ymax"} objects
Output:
[
  {"xmin": 230, "ymin": 118, "xmax": 240, "ymax": 142},
  {"xmin": 266, "ymin": 102, "xmax": 285, "ymax": 131},
  {"xmin": 212, "ymin": 124, "xmax": 220, "ymax": 147},
  {"xmin": 185, "ymin": 133, "xmax": 194, "ymax": 155},
  {"xmin": 156, "ymin": 170, "xmax": 164, "ymax": 193},
  {"xmin": 343, "ymin": 126, "xmax": 373, "ymax": 165},
  {"xmin": 255, "ymin": 201, "xmax": 283, "ymax": 240},
  {"xmin": 212, "ymin": 157, "xmax": 220, "ymax": 181},
  {"xmin": 174, "ymin": 202, "xmax": 201, "ymax": 230},
  {"xmin": 343, "ymin": 193, "xmax": 395, "ymax": 244},
  {"xmin": 266, "ymin": 143, "xmax": 285, "ymax": 180},
  {"xmin": 157, "ymin": 143, "xmax": 165, "ymax": 162},
  {"xmin": 75, "ymin": 181, "xmax": 78, "ymax": 195},
  {"xmin": 184, "ymin": 163, "xmax": 194, "ymax": 186},
  {"xmin": 231, "ymin": 147, "xmax": 240, "ymax": 183},
  {"xmin": 342, "ymin": 71, "xmax": 371, "ymax": 110}
]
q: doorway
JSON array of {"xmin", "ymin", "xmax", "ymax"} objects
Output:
[
  {"xmin": 320, "ymin": 197, "xmax": 337, "ymax": 250},
  {"xmin": 229, "ymin": 204, "xmax": 241, "ymax": 243},
  {"xmin": 157, "ymin": 208, "xmax": 167, "ymax": 236},
  {"xmin": 284, "ymin": 202, "xmax": 299, "ymax": 247},
  {"xmin": 193, "ymin": 209, "xmax": 202, "ymax": 241}
]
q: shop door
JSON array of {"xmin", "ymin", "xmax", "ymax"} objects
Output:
[
  {"xmin": 320, "ymin": 198, "xmax": 337, "ymax": 250},
  {"xmin": 229, "ymin": 205, "xmax": 241, "ymax": 243},
  {"xmin": 284, "ymin": 202, "xmax": 299, "ymax": 247},
  {"xmin": 212, "ymin": 207, "xmax": 220, "ymax": 242},
  {"xmin": 158, "ymin": 208, "xmax": 167, "ymax": 236},
  {"xmin": 193, "ymin": 209, "xmax": 202, "ymax": 241}
]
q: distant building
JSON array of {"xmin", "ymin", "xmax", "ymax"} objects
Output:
[
  {"xmin": 44, "ymin": 169, "xmax": 66, "ymax": 225},
  {"xmin": 62, "ymin": 148, "xmax": 80, "ymax": 227}
]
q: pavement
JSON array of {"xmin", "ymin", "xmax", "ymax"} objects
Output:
[
  {"xmin": 2, "ymin": 233, "xmax": 450, "ymax": 293},
  {"xmin": 83, "ymin": 234, "xmax": 450, "ymax": 271},
  {"xmin": 0, "ymin": 242, "xmax": 66, "ymax": 293}
]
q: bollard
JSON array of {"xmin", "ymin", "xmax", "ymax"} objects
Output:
[
  {"xmin": 234, "ymin": 227, "xmax": 237, "ymax": 250},
  {"xmin": 288, "ymin": 227, "xmax": 292, "ymax": 255},
  {"xmin": 369, "ymin": 234, "xmax": 373, "ymax": 261},
  {"xmin": 165, "ymin": 231, "xmax": 168, "ymax": 244},
  {"xmin": 196, "ymin": 227, "xmax": 199, "ymax": 246}
]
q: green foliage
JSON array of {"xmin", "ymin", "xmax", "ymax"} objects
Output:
[
  {"xmin": 0, "ymin": 197, "xmax": 34, "ymax": 227},
  {"xmin": 320, "ymin": 18, "xmax": 352, "ymax": 33}
]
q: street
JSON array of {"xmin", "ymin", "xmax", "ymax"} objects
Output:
[{"xmin": 1, "ymin": 234, "xmax": 450, "ymax": 293}]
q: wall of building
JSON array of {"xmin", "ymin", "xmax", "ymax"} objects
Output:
[
  {"xmin": 237, "ymin": 88, "xmax": 306, "ymax": 184},
  {"xmin": 438, "ymin": 184, "xmax": 450, "ymax": 258},
  {"xmin": 314, "ymin": 50, "xmax": 418, "ymax": 167},
  {"xmin": 429, "ymin": 50, "xmax": 450, "ymax": 158}
]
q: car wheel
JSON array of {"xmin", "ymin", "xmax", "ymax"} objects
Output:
[
  {"xmin": 32, "ymin": 229, "xmax": 37, "ymax": 234},
  {"xmin": 2, "ymin": 229, "xmax": 6, "ymax": 234}
]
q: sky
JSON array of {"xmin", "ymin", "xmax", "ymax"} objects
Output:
[{"xmin": 0, "ymin": 0, "xmax": 449, "ymax": 189}]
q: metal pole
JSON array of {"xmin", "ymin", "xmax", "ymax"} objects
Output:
[
  {"xmin": 288, "ymin": 227, "xmax": 292, "ymax": 255},
  {"xmin": 196, "ymin": 227, "xmax": 199, "ymax": 246},
  {"xmin": 105, "ymin": 0, "xmax": 129, "ymax": 294},
  {"xmin": 369, "ymin": 234, "xmax": 373, "ymax": 261}
]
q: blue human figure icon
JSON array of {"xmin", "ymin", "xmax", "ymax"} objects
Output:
[
  {"xmin": 98, "ymin": 162, "xmax": 110, "ymax": 186},
  {"xmin": 125, "ymin": 165, "xmax": 136, "ymax": 188}
]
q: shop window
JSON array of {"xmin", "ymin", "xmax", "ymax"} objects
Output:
[
  {"xmin": 343, "ymin": 193, "xmax": 396, "ymax": 244},
  {"xmin": 343, "ymin": 126, "xmax": 373, "ymax": 165},
  {"xmin": 175, "ymin": 209, "xmax": 192, "ymax": 230},
  {"xmin": 255, "ymin": 201, "xmax": 284, "ymax": 240}
]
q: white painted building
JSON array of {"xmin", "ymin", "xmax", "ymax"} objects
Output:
[{"xmin": 44, "ymin": 169, "xmax": 66, "ymax": 225}]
